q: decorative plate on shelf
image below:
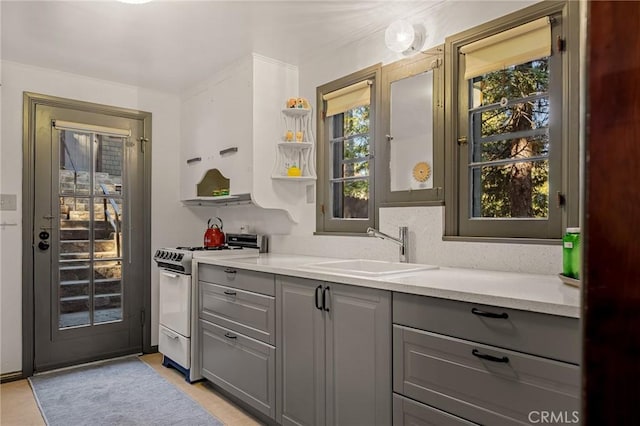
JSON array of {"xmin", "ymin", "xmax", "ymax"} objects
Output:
[{"xmin": 412, "ymin": 162, "xmax": 431, "ymax": 182}]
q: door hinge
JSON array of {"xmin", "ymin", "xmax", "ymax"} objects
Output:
[
  {"xmin": 556, "ymin": 36, "xmax": 566, "ymax": 52},
  {"xmin": 140, "ymin": 308, "xmax": 146, "ymax": 327},
  {"xmin": 556, "ymin": 191, "xmax": 566, "ymax": 208},
  {"xmin": 457, "ymin": 136, "xmax": 468, "ymax": 146},
  {"xmin": 321, "ymin": 204, "xmax": 325, "ymax": 215},
  {"xmin": 139, "ymin": 137, "xmax": 149, "ymax": 153}
]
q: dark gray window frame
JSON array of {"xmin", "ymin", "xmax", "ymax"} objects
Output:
[
  {"xmin": 378, "ymin": 46, "xmax": 445, "ymax": 208},
  {"xmin": 444, "ymin": 0, "xmax": 580, "ymax": 241},
  {"xmin": 316, "ymin": 64, "xmax": 381, "ymax": 234}
]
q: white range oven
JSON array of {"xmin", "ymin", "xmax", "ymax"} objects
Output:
[{"xmin": 153, "ymin": 234, "xmax": 264, "ymax": 382}]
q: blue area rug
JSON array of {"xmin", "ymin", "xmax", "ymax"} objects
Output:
[{"xmin": 29, "ymin": 356, "xmax": 223, "ymax": 426}]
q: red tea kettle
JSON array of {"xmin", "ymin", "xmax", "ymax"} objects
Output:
[{"xmin": 204, "ymin": 217, "xmax": 225, "ymax": 248}]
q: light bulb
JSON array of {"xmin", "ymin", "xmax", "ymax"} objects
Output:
[{"xmin": 385, "ymin": 20, "xmax": 415, "ymax": 53}]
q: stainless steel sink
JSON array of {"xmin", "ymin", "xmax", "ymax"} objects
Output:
[{"xmin": 303, "ymin": 259, "xmax": 438, "ymax": 276}]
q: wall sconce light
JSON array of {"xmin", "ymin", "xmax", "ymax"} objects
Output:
[{"xmin": 385, "ymin": 20, "xmax": 426, "ymax": 55}]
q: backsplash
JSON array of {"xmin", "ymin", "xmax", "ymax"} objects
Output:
[{"xmin": 269, "ymin": 206, "xmax": 562, "ymax": 275}]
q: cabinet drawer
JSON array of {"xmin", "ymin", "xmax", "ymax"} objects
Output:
[
  {"xmin": 393, "ymin": 293, "xmax": 579, "ymax": 364},
  {"xmin": 198, "ymin": 264, "xmax": 275, "ymax": 296},
  {"xmin": 393, "ymin": 394, "xmax": 477, "ymax": 426},
  {"xmin": 199, "ymin": 319, "xmax": 275, "ymax": 419},
  {"xmin": 200, "ymin": 282, "xmax": 275, "ymax": 345},
  {"xmin": 393, "ymin": 325, "xmax": 580, "ymax": 426},
  {"xmin": 159, "ymin": 325, "xmax": 190, "ymax": 369}
]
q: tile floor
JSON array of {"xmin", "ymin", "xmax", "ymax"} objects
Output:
[{"xmin": 0, "ymin": 353, "xmax": 261, "ymax": 426}]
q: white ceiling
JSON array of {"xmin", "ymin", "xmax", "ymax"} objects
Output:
[{"xmin": 1, "ymin": 0, "xmax": 445, "ymax": 93}]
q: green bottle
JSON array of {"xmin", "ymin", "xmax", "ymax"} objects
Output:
[{"xmin": 562, "ymin": 227, "xmax": 581, "ymax": 279}]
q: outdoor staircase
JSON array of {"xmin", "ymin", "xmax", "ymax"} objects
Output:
[{"xmin": 58, "ymin": 199, "xmax": 123, "ymax": 327}]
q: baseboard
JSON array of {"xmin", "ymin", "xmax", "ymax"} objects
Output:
[
  {"xmin": 203, "ymin": 381, "xmax": 276, "ymax": 426},
  {"xmin": 1, "ymin": 371, "xmax": 26, "ymax": 383}
]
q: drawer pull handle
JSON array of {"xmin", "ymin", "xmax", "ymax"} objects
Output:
[
  {"xmin": 223, "ymin": 290, "xmax": 237, "ymax": 296},
  {"xmin": 161, "ymin": 271, "xmax": 179, "ymax": 279},
  {"xmin": 186, "ymin": 157, "xmax": 202, "ymax": 164},
  {"xmin": 322, "ymin": 286, "xmax": 330, "ymax": 312},
  {"xmin": 472, "ymin": 349, "xmax": 509, "ymax": 363},
  {"xmin": 471, "ymin": 308, "xmax": 509, "ymax": 319},
  {"xmin": 224, "ymin": 268, "xmax": 237, "ymax": 274},
  {"xmin": 224, "ymin": 332, "xmax": 237, "ymax": 339},
  {"xmin": 315, "ymin": 285, "xmax": 322, "ymax": 310},
  {"xmin": 161, "ymin": 328, "xmax": 179, "ymax": 339},
  {"xmin": 220, "ymin": 147, "xmax": 238, "ymax": 156}
]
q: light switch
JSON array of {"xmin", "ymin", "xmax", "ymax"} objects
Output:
[
  {"xmin": 0, "ymin": 194, "xmax": 17, "ymax": 211},
  {"xmin": 306, "ymin": 184, "xmax": 315, "ymax": 204}
]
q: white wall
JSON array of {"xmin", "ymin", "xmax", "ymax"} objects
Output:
[
  {"xmin": 270, "ymin": 0, "xmax": 564, "ymax": 273},
  {"xmin": 0, "ymin": 61, "xmax": 203, "ymax": 374}
]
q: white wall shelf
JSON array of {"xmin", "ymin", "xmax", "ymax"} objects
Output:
[
  {"xmin": 271, "ymin": 175, "xmax": 317, "ymax": 181},
  {"xmin": 273, "ymin": 107, "xmax": 316, "ymax": 180}
]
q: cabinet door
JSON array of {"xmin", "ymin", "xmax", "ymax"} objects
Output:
[
  {"xmin": 199, "ymin": 319, "xmax": 275, "ymax": 419},
  {"xmin": 277, "ymin": 277, "xmax": 326, "ymax": 426},
  {"xmin": 378, "ymin": 46, "xmax": 444, "ymax": 206},
  {"xmin": 325, "ymin": 283, "xmax": 392, "ymax": 426}
]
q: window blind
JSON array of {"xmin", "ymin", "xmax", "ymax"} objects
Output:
[
  {"xmin": 322, "ymin": 80, "xmax": 372, "ymax": 117},
  {"xmin": 53, "ymin": 120, "xmax": 131, "ymax": 137},
  {"xmin": 460, "ymin": 16, "xmax": 551, "ymax": 80}
]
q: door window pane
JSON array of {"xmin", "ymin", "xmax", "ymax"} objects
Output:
[
  {"xmin": 94, "ymin": 135, "xmax": 123, "ymax": 195},
  {"xmin": 57, "ymin": 130, "xmax": 126, "ymax": 330},
  {"xmin": 58, "ymin": 261, "xmax": 90, "ymax": 328},
  {"xmin": 94, "ymin": 260, "xmax": 122, "ymax": 324},
  {"xmin": 60, "ymin": 131, "xmax": 92, "ymax": 195}
]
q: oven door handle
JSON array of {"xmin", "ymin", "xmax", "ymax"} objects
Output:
[
  {"xmin": 161, "ymin": 271, "xmax": 179, "ymax": 279},
  {"xmin": 161, "ymin": 328, "xmax": 180, "ymax": 339}
]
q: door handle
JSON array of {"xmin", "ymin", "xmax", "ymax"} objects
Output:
[
  {"xmin": 472, "ymin": 349, "xmax": 509, "ymax": 364},
  {"xmin": 161, "ymin": 328, "xmax": 180, "ymax": 339},
  {"xmin": 471, "ymin": 307, "xmax": 509, "ymax": 319},
  {"xmin": 322, "ymin": 286, "xmax": 330, "ymax": 312},
  {"xmin": 38, "ymin": 241, "xmax": 50, "ymax": 251},
  {"xmin": 314, "ymin": 285, "xmax": 322, "ymax": 310},
  {"xmin": 161, "ymin": 271, "xmax": 179, "ymax": 279}
]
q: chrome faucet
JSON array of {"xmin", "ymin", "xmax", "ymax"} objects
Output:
[{"xmin": 366, "ymin": 226, "xmax": 408, "ymax": 263}]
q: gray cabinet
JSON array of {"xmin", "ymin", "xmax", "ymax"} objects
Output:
[
  {"xmin": 392, "ymin": 292, "xmax": 580, "ymax": 426},
  {"xmin": 277, "ymin": 276, "xmax": 392, "ymax": 426},
  {"xmin": 199, "ymin": 320, "xmax": 275, "ymax": 417},
  {"xmin": 393, "ymin": 394, "xmax": 477, "ymax": 426},
  {"xmin": 198, "ymin": 267, "xmax": 276, "ymax": 419}
]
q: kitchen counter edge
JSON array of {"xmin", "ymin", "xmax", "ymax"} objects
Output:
[{"xmin": 192, "ymin": 254, "xmax": 580, "ymax": 318}]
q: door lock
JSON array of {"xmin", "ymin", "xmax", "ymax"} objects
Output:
[
  {"xmin": 39, "ymin": 231, "xmax": 50, "ymax": 240},
  {"xmin": 38, "ymin": 241, "xmax": 50, "ymax": 250}
]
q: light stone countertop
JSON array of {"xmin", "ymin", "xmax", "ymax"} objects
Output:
[{"xmin": 193, "ymin": 253, "xmax": 581, "ymax": 318}]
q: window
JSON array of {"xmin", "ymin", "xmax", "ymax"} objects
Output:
[
  {"xmin": 316, "ymin": 65, "xmax": 380, "ymax": 233},
  {"xmin": 445, "ymin": 1, "xmax": 580, "ymax": 240}
]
